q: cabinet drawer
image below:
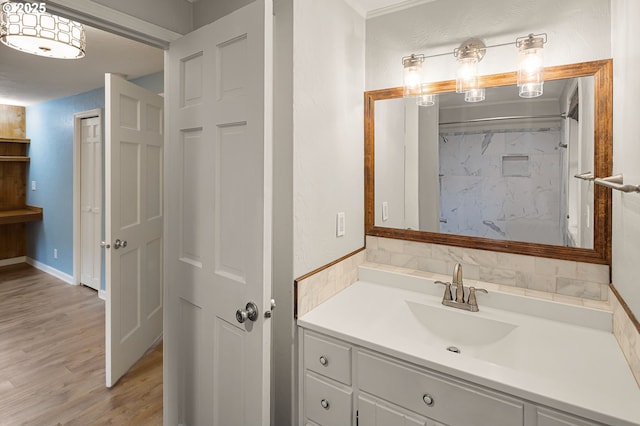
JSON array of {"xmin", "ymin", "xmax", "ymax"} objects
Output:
[
  {"xmin": 357, "ymin": 351, "xmax": 524, "ymax": 426},
  {"xmin": 304, "ymin": 373, "xmax": 352, "ymax": 426},
  {"xmin": 304, "ymin": 331, "xmax": 352, "ymax": 385},
  {"xmin": 536, "ymin": 407, "xmax": 605, "ymax": 426}
]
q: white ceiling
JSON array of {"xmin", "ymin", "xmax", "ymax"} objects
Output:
[
  {"xmin": 346, "ymin": 0, "xmax": 437, "ymax": 17},
  {"xmin": 0, "ymin": 24, "xmax": 163, "ymax": 106}
]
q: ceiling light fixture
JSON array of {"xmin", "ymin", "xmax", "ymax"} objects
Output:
[
  {"xmin": 401, "ymin": 33, "xmax": 547, "ymax": 103},
  {"xmin": 0, "ymin": 6, "xmax": 86, "ymax": 59}
]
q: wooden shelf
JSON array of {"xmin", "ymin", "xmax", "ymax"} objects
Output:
[
  {"xmin": 0, "ymin": 138, "xmax": 30, "ymax": 144},
  {"xmin": 0, "ymin": 156, "xmax": 30, "ymax": 162},
  {"xmin": 0, "ymin": 206, "xmax": 43, "ymax": 225}
]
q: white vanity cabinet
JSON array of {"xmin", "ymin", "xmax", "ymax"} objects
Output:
[{"xmin": 299, "ymin": 328, "xmax": 608, "ymax": 426}]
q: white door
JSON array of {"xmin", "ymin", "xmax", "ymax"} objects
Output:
[
  {"xmin": 80, "ymin": 116, "xmax": 102, "ymax": 291},
  {"xmin": 104, "ymin": 73, "xmax": 164, "ymax": 387},
  {"xmin": 164, "ymin": 1, "xmax": 273, "ymax": 424}
]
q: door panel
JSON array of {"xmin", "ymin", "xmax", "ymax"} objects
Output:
[
  {"xmin": 164, "ymin": 1, "xmax": 273, "ymax": 424},
  {"xmin": 80, "ymin": 117, "xmax": 101, "ymax": 290},
  {"xmin": 105, "ymin": 73, "xmax": 164, "ymax": 387}
]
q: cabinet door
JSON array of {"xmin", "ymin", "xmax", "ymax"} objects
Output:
[
  {"xmin": 536, "ymin": 407, "xmax": 604, "ymax": 426},
  {"xmin": 358, "ymin": 394, "xmax": 429, "ymax": 426}
]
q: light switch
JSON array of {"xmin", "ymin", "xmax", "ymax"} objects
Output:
[
  {"xmin": 336, "ymin": 212, "xmax": 346, "ymax": 237},
  {"xmin": 382, "ymin": 201, "xmax": 389, "ymax": 221},
  {"xmin": 31, "ymin": 181, "xmax": 36, "ymax": 190}
]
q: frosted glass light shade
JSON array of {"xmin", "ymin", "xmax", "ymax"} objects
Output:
[
  {"xmin": 517, "ymin": 36, "xmax": 544, "ymax": 98},
  {"xmin": 403, "ymin": 55, "xmax": 424, "ymax": 97},
  {"xmin": 0, "ymin": 9, "xmax": 86, "ymax": 59}
]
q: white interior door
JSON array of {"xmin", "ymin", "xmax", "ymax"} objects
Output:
[
  {"xmin": 105, "ymin": 73, "xmax": 164, "ymax": 387},
  {"xmin": 164, "ymin": 1, "xmax": 273, "ymax": 424},
  {"xmin": 80, "ymin": 116, "xmax": 102, "ymax": 291}
]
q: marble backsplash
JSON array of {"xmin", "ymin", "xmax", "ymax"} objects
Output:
[
  {"xmin": 366, "ymin": 236, "xmax": 610, "ymax": 301},
  {"xmin": 612, "ymin": 288, "xmax": 640, "ymax": 385},
  {"xmin": 295, "ymin": 249, "xmax": 365, "ymax": 317}
]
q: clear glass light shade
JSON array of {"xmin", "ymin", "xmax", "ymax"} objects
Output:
[
  {"xmin": 456, "ymin": 56, "xmax": 479, "ymax": 93},
  {"xmin": 403, "ymin": 55, "xmax": 424, "ymax": 97},
  {"xmin": 416, "ymin": 83, "xmax": 436, "ymax": 106},
  {"xmin": 0, "ymin": 9, "xmax": 86, "ymax": 59},
  {"xmin": 464, "ymin": 88, "xmax": 485, "ymax": 103},
  {"xmin": 517, "ymin": 41, "xmax": 544, "ymax": 98}
]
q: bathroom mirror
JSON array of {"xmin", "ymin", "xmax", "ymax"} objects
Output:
[{"xmin": 365, "ymin": 60, "xmax": 612, "ymax": 264}]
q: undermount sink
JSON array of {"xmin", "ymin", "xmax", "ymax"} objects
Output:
[{"xmin": 406, "ymin": 300, "xmax": 518, "ymax": 347}]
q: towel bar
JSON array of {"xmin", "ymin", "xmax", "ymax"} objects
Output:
[{"xmin": 594, "ymin": 174, "xmax": 640, "ymax": 193}]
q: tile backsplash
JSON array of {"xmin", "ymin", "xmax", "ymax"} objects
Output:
[
  {"xmin": 295, "ymin": 249, "xmax": 365, "ymax": 317},
  {"xmin": 612, "ymin": 288, "xmax": 640, "ymax": 385},
  {"xmin": 366, "ymin": 236, "xmax": 610, "ymax": 301}
]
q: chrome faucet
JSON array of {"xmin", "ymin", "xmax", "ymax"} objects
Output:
[{"xmin": 435, "ymin": 263, "xmax": 487, "ymax": 312}]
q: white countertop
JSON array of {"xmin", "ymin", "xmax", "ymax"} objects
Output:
[{"xmin": 297, "ymin": 266, "xmax": 640, "ymax": 426}]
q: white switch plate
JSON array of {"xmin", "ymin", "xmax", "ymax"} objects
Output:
[
  {"xmin": 31, "ymin": 181, "xmax": 36, "ymax": 190},
  {"xmin": 336, "ymin": 212, "xmax": 346, "ymax": 237},
  {"xmin": 53, "ymin": 249, "xmax": 58, "ymax": 259},
  {"xmin": 382, "ymin": 201, "xmax": 389, "ymax": 221}
]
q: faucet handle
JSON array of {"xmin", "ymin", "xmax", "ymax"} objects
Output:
[
  {"xmin": 434, "ymin": 280, "xmax": 453, "ymax": 301},
  {"xmin": 467, "ymin": 287, "xmax": 488, "ymax": 312}
]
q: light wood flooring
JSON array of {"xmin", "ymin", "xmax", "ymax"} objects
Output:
[{"xmin": 0, "ymin": 263, "xmax": 162, "ymax": 425}]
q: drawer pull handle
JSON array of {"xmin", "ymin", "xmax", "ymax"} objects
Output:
[
  {"xmin": 320, "ymin": 399, "xmax": 330, "ymax": 409},
  {"xmin": 422, "ymin": 394, "xmax": 434, "ymax": 406},
  {"xmin": 319, "ymin": 355, "xmax": 329, "ymax": 366}
]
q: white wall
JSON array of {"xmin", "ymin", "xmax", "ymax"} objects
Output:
[
  {"xmin": 365, "ymin": 0, "xmax": 611, "ymax": 90},
  {"xmin": 293, "ymin": 0, "xmax": 366, "ymax": 277},
  {"xmin": 91, "ymin": 0, "xmax": 192, "ymax": 34},
  {"xmin": 612, "ymin": 0, "xmax": 640, "ymax": 317}
]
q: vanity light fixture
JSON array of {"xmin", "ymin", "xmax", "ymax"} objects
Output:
[
  {"xmin": 401, "ymin": 33, "xmax": 547, "ymax": 102},
  {"xmin": 516, "ymin": 33, "xmax": 546, "ymax": 98},
  {"xmin": 402, "ymin": 54, "xmax": 425, "ymax": 97},
  {"xmin": 0, "ymin": 6, "xmax": 86, "ymax": 59}
]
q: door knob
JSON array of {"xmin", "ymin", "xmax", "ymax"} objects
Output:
[
  {"xmin": 100, "ymin": 241, "xmax": 111, "ymax": 249},
  {"xmin": 113, "ymin": 239, "xmax": 127, "ymax": 249},
  {"xmin": 236, "ymin": 302, "xmax": 259, "ymax": 323}
]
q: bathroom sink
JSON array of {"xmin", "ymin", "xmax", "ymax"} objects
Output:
[{"xmin": 405, "ymin": 300, "xmax": 518, "ymax": 346}]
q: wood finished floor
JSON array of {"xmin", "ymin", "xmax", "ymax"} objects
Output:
[{"xmin": 0, "ymin": 263, "xmax": 162, "ymax": 425}]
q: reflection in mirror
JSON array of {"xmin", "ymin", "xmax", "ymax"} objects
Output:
[
  {"xmin": 374, "ymin": 77, "xmax": 594, "ymax": 248},
  {"xmin": 365, "ymin": 60, "xmax": 612, "ymax": 264}
]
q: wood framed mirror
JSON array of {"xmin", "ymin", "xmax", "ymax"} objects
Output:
[{"xmin": 365, "ymin": 59, "xmax": 612, "ymax": 264}]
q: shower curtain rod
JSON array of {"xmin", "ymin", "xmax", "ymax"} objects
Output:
[{"xmin": 439, "ymin": 113, "xmax": 566, "ymax": 126}]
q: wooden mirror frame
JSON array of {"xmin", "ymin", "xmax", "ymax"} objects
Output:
[{"xmin": 365, "ymin": 59, "xmax": 612, "ymax": 264}]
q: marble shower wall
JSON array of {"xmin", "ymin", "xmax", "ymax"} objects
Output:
[{"xmin": 438, "ymin": 128, "xmax": 564, "ymax": 245}]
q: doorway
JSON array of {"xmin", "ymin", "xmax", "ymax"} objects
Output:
[{"xmin": 74, "ymin": 110, "xmax": 102, "ymax": 293}]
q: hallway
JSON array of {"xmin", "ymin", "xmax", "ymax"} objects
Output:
[{"xmin": 0, "ymin": 263, "xmax": 162, "ymax": 425}]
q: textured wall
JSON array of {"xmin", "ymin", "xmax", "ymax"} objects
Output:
[
  {"xmin": 612, "ymin": 0, "xmax": 640, "ymax": 317},
  {"xmin": 365, "ymin": 0, "xmax": 611, "ymax": 90},
  {"xmin": 293, "ymin": 0, "xmax": 366, "ymax": 277}
]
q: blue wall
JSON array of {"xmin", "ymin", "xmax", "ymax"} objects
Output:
[{"xmin": 26, "ymin": 71, "xmax": 163, "ymax": 289}]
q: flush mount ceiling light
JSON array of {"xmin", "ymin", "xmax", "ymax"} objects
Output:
[
  {"xmin": 401, "ymin": 32, "xmax": 547, "ymax": 103},
  {"xmin": 0, "ymin": 7, "xmax": 86, "ymax": 59},
  {"xmin": 516, "ymin": 33, "xmax": 546, "ymax": 98}
]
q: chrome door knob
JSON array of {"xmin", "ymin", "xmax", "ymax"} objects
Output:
[
  {"xmin": 113, "ymin": 239, "xmax": 127, "ymax": 249},
  {"xmin": 100, "ymin": 241, "xmax": 111, "ymax": 249},
  {"xmin": 320, "ymin": 399, "xmax": 330, "ymax": 409},
  {"xmin": 236, "ymin": 302, "xmax": 259, "ymax": 323},
  {"xmin": 423, "ymin": 394, "xmax": 434, "ymax": 406}
]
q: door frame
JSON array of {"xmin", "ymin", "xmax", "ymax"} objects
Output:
[{"xmin": 73, "ymin": 108, "xmax": 104, "ymax": 299}]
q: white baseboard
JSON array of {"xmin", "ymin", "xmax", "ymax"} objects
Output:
[
  {"xmin": 26, "ymin": 258, "xmax": 75, "ymax": 285},
  {"xmin": 0, "ymin": 256, "xmax": 27, "ymax": 267},
  {"xmin": 98, "ymin": 289, "xmax": 106, "ymax": 300}
]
